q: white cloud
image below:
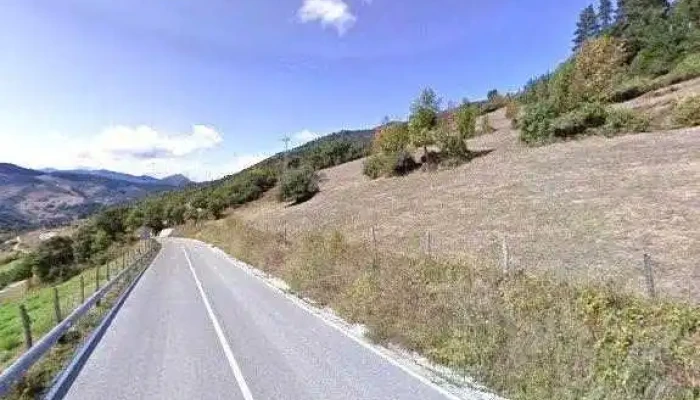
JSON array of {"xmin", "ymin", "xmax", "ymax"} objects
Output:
[
  {"xmin": 0, "ymin": 125, "xmax": 252, "ymax": 182},
  {"xmin": 292, "ymin": 129, "xmax": 320, "ymax": 145},
  {"xmin": 297, "ymin": 0, "xmax": 357, "ymax": 35}
]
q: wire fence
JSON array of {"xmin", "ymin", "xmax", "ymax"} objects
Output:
[
  {"xmin": 0, "ymin": 239, "xmax": 159, "ymax": 399},
  {"xmin": 258, "ymin": 218, "xmax": 700, "ymax": 304}
]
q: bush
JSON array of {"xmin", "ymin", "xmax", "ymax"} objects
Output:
[
  {"xmin": 607, "ymin": 76, "xmax": 656, "ymax": 102},
  {"xmin": 31, "ymin": 236, "xmax": 75, "ymax": 283},
  {"xmin": 672, "ymin": 95, "xmax": 700, "ymax": 127},
  {"xmin": 550, "ymin": 103, "xmax": 608, "ymax": 138},
  {"xmin": 453, "ymin": 102, "xmax": 478, "ymax": 140},
  {"xmin": 505, "ymin": 100, "xmax": 521, "ymax": 127},
  {"xmin": 570, "ymin": 37, "xmax": 626, "ymax": 105},
  {"xmin": 373, "ymin": 123, "xmax": 410, "ymax": 154},
  {"xmin": 363, "ymin": 155, "xmax": 384, "ymax": 180},
  {"xmin": 602, "ymin": 108, "xmax": 651, "ymax": 135},
  {"xmin": 0, "ymin": 257, "xmax": 32, "ymax": 289},
  {"xmin": 520, "ymin": 102, "xmax": 558, "ymax": 144},
  {"xmin": 278, "ymin": 167, "xmax": 320, "ymax": 204}
]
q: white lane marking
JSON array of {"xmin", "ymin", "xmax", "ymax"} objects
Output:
[
  {"xmin": 192, "ymin": 240, "xmax": 471, "ymax": 400},
  {"xmin": 182, "ymin": 247, "xmax": 255, "ymax": 400}
]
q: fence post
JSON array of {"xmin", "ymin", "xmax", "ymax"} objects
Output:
[
  {"xmin": 427, "ymin": 231, "xmax": 432, "ymax": 260},
  {"xmin": 643, "ymin": 253, "xmax": 656, "ymax": 299},
  {"xmin": 106, "ymin": 262, "xmax": 111, "ymax": 281},
  {"xmin": 19, "ymin": 304, "xmax": 32, "ymax": 349},
  {"xmin": 95, "ymin": 265, "xmax": 101, "ymax": 306},
  {"xmin": 52, "ymin": 287, "xmax": 62, "ymax": 324},
  {"xmin": 371, "ymin": 227, "xmax": 378, "ymax": 269},
  {"xmin": 80, "ymin": 275, "xmax": 85, "ymax": 304},
  {"xmin": 502, "ymin": 236, "xmax": 510, "ymax": 274},
  {"xmin": 284, "ymin": 223, "xmax": 288, "ymax": 244}
]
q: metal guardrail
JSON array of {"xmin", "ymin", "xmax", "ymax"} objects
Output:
[{"xmin": 0, "ymin": 240, "xmax": 158, "ymax": 397}]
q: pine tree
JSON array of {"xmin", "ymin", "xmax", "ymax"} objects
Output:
[
  {"xmin": 599, "ymin": 0, "xmax": 614, "ymax": 30},
  {"xmin": 573, "ymin": 5, "xmax": 601, "ymax": 51}
]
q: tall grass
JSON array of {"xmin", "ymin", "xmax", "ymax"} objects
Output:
[{"xmin": 181, "ymin": 218, "xmax": 700, "ymax": 400}]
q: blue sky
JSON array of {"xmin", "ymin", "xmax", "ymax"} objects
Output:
[{"xmin": 0, "ymin": 0, "xmax": 591, "ymax": 181}]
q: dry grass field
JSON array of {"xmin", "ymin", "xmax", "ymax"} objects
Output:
[{"xmin": 234, "ymin": 106, "xmax": 700, "ymax": 301}]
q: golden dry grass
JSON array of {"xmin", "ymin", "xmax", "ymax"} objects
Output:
[{"xmin": 234, "ymin": 108, "xmax": 700, "ymax": 301}]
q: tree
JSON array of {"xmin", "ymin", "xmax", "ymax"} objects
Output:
[
  {"xmin": 31, "ymin": 236, "xmax": 75, "ymax": 282},
  {"xmin": 487, "ymin": 89, "xmax": 500, "ymax": 101},
  {"xmin": 373, "ymin": 123, "xmax": 410, "ymax": 154},
  {"xmin": 571, "ymin": 36, "xmax": 626, "ymax": 103},
  {"xmin": 599, "ymin": 0, "xmax": 614, "ymax": 30},
  {"xmin": 408, "ymin": 88, "xmax": 441, "ymax": 164},
  {"xmin": 574, "ymin": 5, "xmax": 601, "ymax": 51},
  {"xmin": 453, "ymin": 101, "xmax": 478, "ymax": 140}
]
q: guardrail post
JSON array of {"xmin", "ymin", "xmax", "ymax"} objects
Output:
[
  {"xmin": 53, "ymin": 288, "xmax": 62, "ymax": 324},
  {"xmin": 18, "ymin": 305, "xmax": 32, "ymax": 349}
]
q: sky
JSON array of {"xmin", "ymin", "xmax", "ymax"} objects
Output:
[{"xmin": 0, "ymin": 0, "xmax": 592, "ymax": 181}]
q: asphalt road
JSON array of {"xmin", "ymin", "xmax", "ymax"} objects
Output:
[{"xmin": 62, "ymin": 238, "xmax": 462, "ymax": 400}]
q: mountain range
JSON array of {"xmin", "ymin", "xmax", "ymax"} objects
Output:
[{"xmin": 0, "ymin": 164, "xmax": 192, "ymax": 230}]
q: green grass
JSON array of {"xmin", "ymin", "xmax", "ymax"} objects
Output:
[
  {"xmin": 0, "ymin": 259, "xmax": 22, "ymax": 274},
  {"xmin": 0, "ymin": 255, "xmax": 135, "ymax": 368},
  {"xmin": 182, "ymin": 218, "xmax": 700, "ymax": 400}
]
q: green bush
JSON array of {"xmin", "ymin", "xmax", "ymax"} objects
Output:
[
  {"xmin": 278, "ymin": 166, "xmax": 320, "ymax": 204},
  {"xmin": 31, "ymin": 236, "xmax": 75, "ymax": 283},
  {"xmin": 363, "ymin": 152, "xmax": 419, "ymax": 179},
  {"xmin": 520, "ymin": 102, "xmax": 558, "ymax": 144},
  {"xmin": 607, "ymin": 76, "xmax": 656, "ymax": 102},
  {"xmin": 550, "ymin": 103, "xmax": 608, "ymax": 138},
  {"xmin": 363, "ymin": 155, "xmax": 384, "ymax": 180},
  {"xmin": 672, "ymin": 95, "xmax": 700, "ymax": 127},
  {"xmin": 0, "ymin": 258, "xmax": 32, "ymax": 289},
  {"xmin": 602, "ymin": 108, "xmax": 651, "ymax": 135}
]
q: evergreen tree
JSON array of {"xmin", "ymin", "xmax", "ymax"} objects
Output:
[
  {"xmin": 599, "ymin": 0, "xmax": 614, "ymax": 30},
  {"xmin": 573, "ymin": 5, "xmax": 601, "ymax": 51}
]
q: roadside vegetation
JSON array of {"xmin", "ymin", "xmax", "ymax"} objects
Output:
[{"xmin": 181, "ymin": 218, "xmax": 700, "ymax": 400}]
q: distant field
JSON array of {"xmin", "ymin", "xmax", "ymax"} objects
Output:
[{"xmin": 233, "ymin": 107, "xmax": 700, "ymax": 302}]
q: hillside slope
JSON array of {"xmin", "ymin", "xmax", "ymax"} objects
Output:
[
  {"xmin": 0, "ymin": 164, "xmax": 180, "ymax": 230},
  {"xmin": 232, "ymin": 108, "xmax": 700, "ymax": 301}
]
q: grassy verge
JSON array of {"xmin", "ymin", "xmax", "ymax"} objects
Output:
[
  {"xmin": 180, "ymin": 218, "xmax": 700, "ymax": 400},
  {"xmin": 1, "ymin": 242, "xmax": 160, "ymax": 399}
]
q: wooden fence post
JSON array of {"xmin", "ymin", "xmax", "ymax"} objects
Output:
[
  {"xmin": 53, "ymin": 287, "xmax": 62, "ymax": 324},
  {"xmin": 502, "ymin": 236, "xmax": 510, "ymax": 274},
  {"xmin": 95, "ymin": 266, "xmax": 101, "ymax": 306},
  {"xmin": 19, "ymin": 305, "xmax": 32, "ymax": 349},
  {"xmin": 80, "ymin": 275, "xmax": 85, "ymax": 304},
  {"xmin": 643, "ymin": 253, "xmax": 656, "ymax": 298},
  {"xmin": 427, "ymin": 231, "xmax": 432, "ymax": 260},
  {"xmin": 371, "ymin": 227, "xmax": 378, "ymax": 269}
]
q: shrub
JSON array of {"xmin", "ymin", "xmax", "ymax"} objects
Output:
[
  {"xmin": 520, "ymin": 102, "xmax": 558, "ymax": 144},
  {"xmin": 672, "ymin": 95, "xmax": 700, "ymax": 127},
  {"xmin": 570, "ymin": 37, "xmax": 626, "ymax": 105},
  {"xmin": 387, "ymin": 151, "xmax": 419, "ymax": 176},
  {"xmin": 373, "ymin": 123, "xmax": 410, "ymax": 154},
  {"xmin": 602, "ymin": 108, "xmax": 651, "ymax": 135},
  {"xmin": 550, "ymin": 103, "xmax": 608, "ymax": 138},
  {"xmin": 363, "ymin": 152, "xmax": 419, "ymax": 179},
  {"xmin": 453, "ymin": 102, "xmax": 478, "ymax": 140},
  {"xmin": 668, "ymin": 53, "xmax": 700, "ymax": 82},
  {"xmin": 31, "ymin": 236, "xmax": 75, "ymax": 283},
  {"xmin": 278, "ymin": 167, "xmax": 320, "ymax": 204},
  {"xmin": 607, "ymin": 76, "xmax": 656, "ymax": 102},
  {"xmin": 363, "ymin": 155, "xmax": 384, "ymax": 180},
  {"xmin": 505, "ymin": 100, "xmax": 521, "ymax": 127}
]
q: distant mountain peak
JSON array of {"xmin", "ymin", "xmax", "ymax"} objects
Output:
[{"xmin": 160, "ymin": 174, "xmax": 192, "ymax": 187}]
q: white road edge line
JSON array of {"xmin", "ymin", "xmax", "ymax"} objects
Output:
[
  {"xmin": 182, "ymin": 247, "xmax": 255, "ymax": 400},
  {"xmin": 198, "ymin": 240, "xmax": 468, "ymax": 400}
]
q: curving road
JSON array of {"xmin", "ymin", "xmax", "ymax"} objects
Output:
[{"xmin": 61, "ymin": 238, "xmax": 472, "ymax": 400}]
